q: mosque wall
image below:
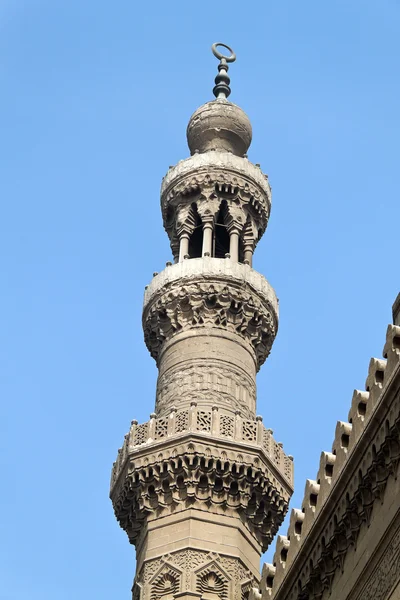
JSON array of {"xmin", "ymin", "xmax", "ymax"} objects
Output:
[{"xmin": 261, "ymin": 296, "xmax": 400, "ymax": 600}]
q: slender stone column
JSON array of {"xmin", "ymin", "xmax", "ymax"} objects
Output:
[
  {"xmin": 202, "ymin": 221, "xmax": 213, "ymax": 256},
  {"xmin": 244, "ymin": 244, "xmax": 253, "ymax": 266},
  {"xmin": 229, "ymin": 229, "xmax": 240, "ymax": 262},
  {"xmin": 179, "ymin": 233, "xmax": 190, "ymax": 262}
]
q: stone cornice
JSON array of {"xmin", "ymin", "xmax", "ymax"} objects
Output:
[
  {"xmin": 111, "ymin": 433, "xmax": 292, "ymax": 553},
  {"xmin": 110, "ymin": 405, "xmax": 294, "ymax": 497},
  {"xmin": 160, "ymin": 153, "xmax": 271, "ymax": 253},
  {"xmin": 143, "ymin": 258, "xmax": 278, "ymax": 311},
  {"xmin": 262, "ymin": 324, "xmax": 400, "ymax": 600},
  {"xmin": 161, "ymin": 152, "xmax": 271, "ymax": 217},
  {"xmin": 142, "ymin": 258, "xmax": 278, "ymax": 369}
]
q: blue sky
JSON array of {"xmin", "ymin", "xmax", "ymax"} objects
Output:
[{"xmin": 1, "ymin": 1, "xmax": 399, "ymax": 598}]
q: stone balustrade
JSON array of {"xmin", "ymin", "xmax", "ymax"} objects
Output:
[{"xmin": 110, "ymin": 403, "xmax": 294, "ymax": 493}]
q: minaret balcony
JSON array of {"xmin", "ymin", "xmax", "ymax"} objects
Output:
[
  {"xmin": 143, "ymin": 257, "xmax": 278, "ymax": 373},
  {"xmin": 161, "ymin": 152, "xmax": 272, "ymax": 264},
  {"xmin": 110, "ymin": 405, "xmax": 293, "ymax": 553}
]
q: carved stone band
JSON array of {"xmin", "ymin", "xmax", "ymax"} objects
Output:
[
  {"xmin": 161, "ymin": 151, "xmax": 271, "ymax": 226},
  {"xmin": 111, "ymin": 436, "xmax": 291, "ymax": 552},
  {"xmin": 160, "ymin": 153, "xmax": 272, "ymax": 261},
  {"xmin": 135, "ymin": 549, "xmax": 256, "ymax": 600},
  {"xmin": 110, "ymin": 405, "xmax": 294, "ymax": 495},
  {"xmin": 143, "ymin": 258, "xmax": 278, "ymax": 370},
  {"xmin": 155, "ymin": 359, "xmax": 257, "ymax": 419}
]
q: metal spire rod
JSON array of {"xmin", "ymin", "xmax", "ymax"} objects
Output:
[{"xmin": 211, "ymin": 42, "xmax": 236, "ymax": 99}]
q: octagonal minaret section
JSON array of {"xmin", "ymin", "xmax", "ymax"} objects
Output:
[{"xmin": 111, "ymin": 44, "xmax": 293, "ymax": 600}]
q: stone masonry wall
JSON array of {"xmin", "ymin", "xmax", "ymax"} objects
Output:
[{"xmin": 261, "ymin": 312, "xmax": 400, "ymax": 600}]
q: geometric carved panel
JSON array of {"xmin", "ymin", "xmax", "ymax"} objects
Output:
[
  {"xmin": 150, "ymin": 563, "xmax": 182, "ymax": 600},
  {"xmin": 353, "ymin": 520, "xmax": 400, "ymax": 600},
  {"xmin": 196, "ymin": 563, "xmax": 228, "ymax": 600},
  {"xmin": 137, "ymin": 550, "xmax": 257, "ymax": 600}
]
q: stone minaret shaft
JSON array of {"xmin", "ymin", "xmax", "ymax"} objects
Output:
[{"xmin": 110, "ymin": 44, "xmax": 294, "ymax": 600}]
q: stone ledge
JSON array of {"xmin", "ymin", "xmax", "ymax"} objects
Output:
[
  {"xmin": 142, "ymin": 258, "xmax": 279, "ymax": 369},
  {"xmin": 111, "ymin": 436, "xmax": 293, "ymax": 552},
  {"xmin": 143, "ymin": 257, "xmax": 278, "ymax": 312},
  {"xmin": 110, "ymin": 405, "xmax": 294, "ymax": 495},
  {"xmin": 161, "ymin": 151, "xmax": 271, "ymax": 215},
  {"xmin": 143, "ymin": 258, "xmax": 278, "ymax": 370}
]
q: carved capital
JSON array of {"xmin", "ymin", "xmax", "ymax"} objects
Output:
[
  {"xmin": 176, "ymin": 204, "xmax": 198, "ymax": 238},
  {"xmin": 196, "ymin": 198, "xmax": 220, "ymax": 223}
]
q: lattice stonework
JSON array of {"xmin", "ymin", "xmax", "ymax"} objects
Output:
[
  {"xmin": 155, "ymin": 417, "xmax": 168, "ymax": 440},
  {"xmin": 134, "ymin": 423, "xmax": 149, "ymax": 446},
  {"xmin": 175, "ymin": 410, "xmax": 189, "ymax": 433},
  {"xmin": 197, "ymin": 410, "xmax": 212, "ymax": 432},
  {"xmin": 273, "ymin": 442, "xmax": 281, "ymax": 465},
  {"xmin": 284, "ymin": 457, "xmax": 292, "ymax": 481},
  {"xmin": 242, "ymin": 420, "xmax": 257, "ymax": 442},
  {"xmin": 220, "ymin": 414, "xmax": 235, "ymax": 438},
  {"xmin": 262, "ymin": 429, "xmax": 271, "ymax": 454}
]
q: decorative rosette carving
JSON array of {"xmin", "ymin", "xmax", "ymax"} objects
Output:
[{"xmin": 136, "ymin": 549, "xmax": 258, "ymax": 600}]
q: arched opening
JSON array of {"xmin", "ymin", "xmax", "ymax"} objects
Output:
[
  {"xmin": 188, "ymin": 204, "xmax": 203, "ymax": 258},
  {"xmin": 214, "ymin": 201, "xmax": 230, "ymax": 258}
]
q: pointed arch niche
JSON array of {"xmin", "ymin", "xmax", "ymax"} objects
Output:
[
  {"xmin": 188, "ymin": 203, "xmax": 203, "ymax": 259},
  {"xmin": 214, "ymin": 201, "xmax": 230, "ymax": 259}
]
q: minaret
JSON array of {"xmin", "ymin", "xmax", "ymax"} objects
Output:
[{"xmin": 110, "ymin": 44, "xmax": 294, "ymax": 600}]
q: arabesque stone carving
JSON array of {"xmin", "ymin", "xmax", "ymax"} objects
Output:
[
  {"xmin": 353, "ymin": 522, "xmax": 400, "ymax": 600},
  {"xmin": 111, "ymin": 435, "xmax": 292, "ymax": 552},
  {"xmin": 155, "ymin": 359, "xmax": 256, "ymax": 418},
  {"xmin": 136, "ymin": 549, "xmax": 257, "ymax": 600},
  {"xmin": 110, "ymin": 406, "xmax": 294, "ymax": 494},
  {"xmin": 143, "ymin": 272, "xmax": 277, "ymax": 369},
  {"xmin": 160, "ymin": 153, "xmax": 271, "ymax": 261}
]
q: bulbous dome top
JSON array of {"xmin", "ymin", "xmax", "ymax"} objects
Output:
[{"xmin": 186, "ymin": 98, "xmax": 252, "ymax": 157}]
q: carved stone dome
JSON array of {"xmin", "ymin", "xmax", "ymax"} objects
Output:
[{"xmin": 187, "ymin": 99, "xmax": 252, "ymax": 157}]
